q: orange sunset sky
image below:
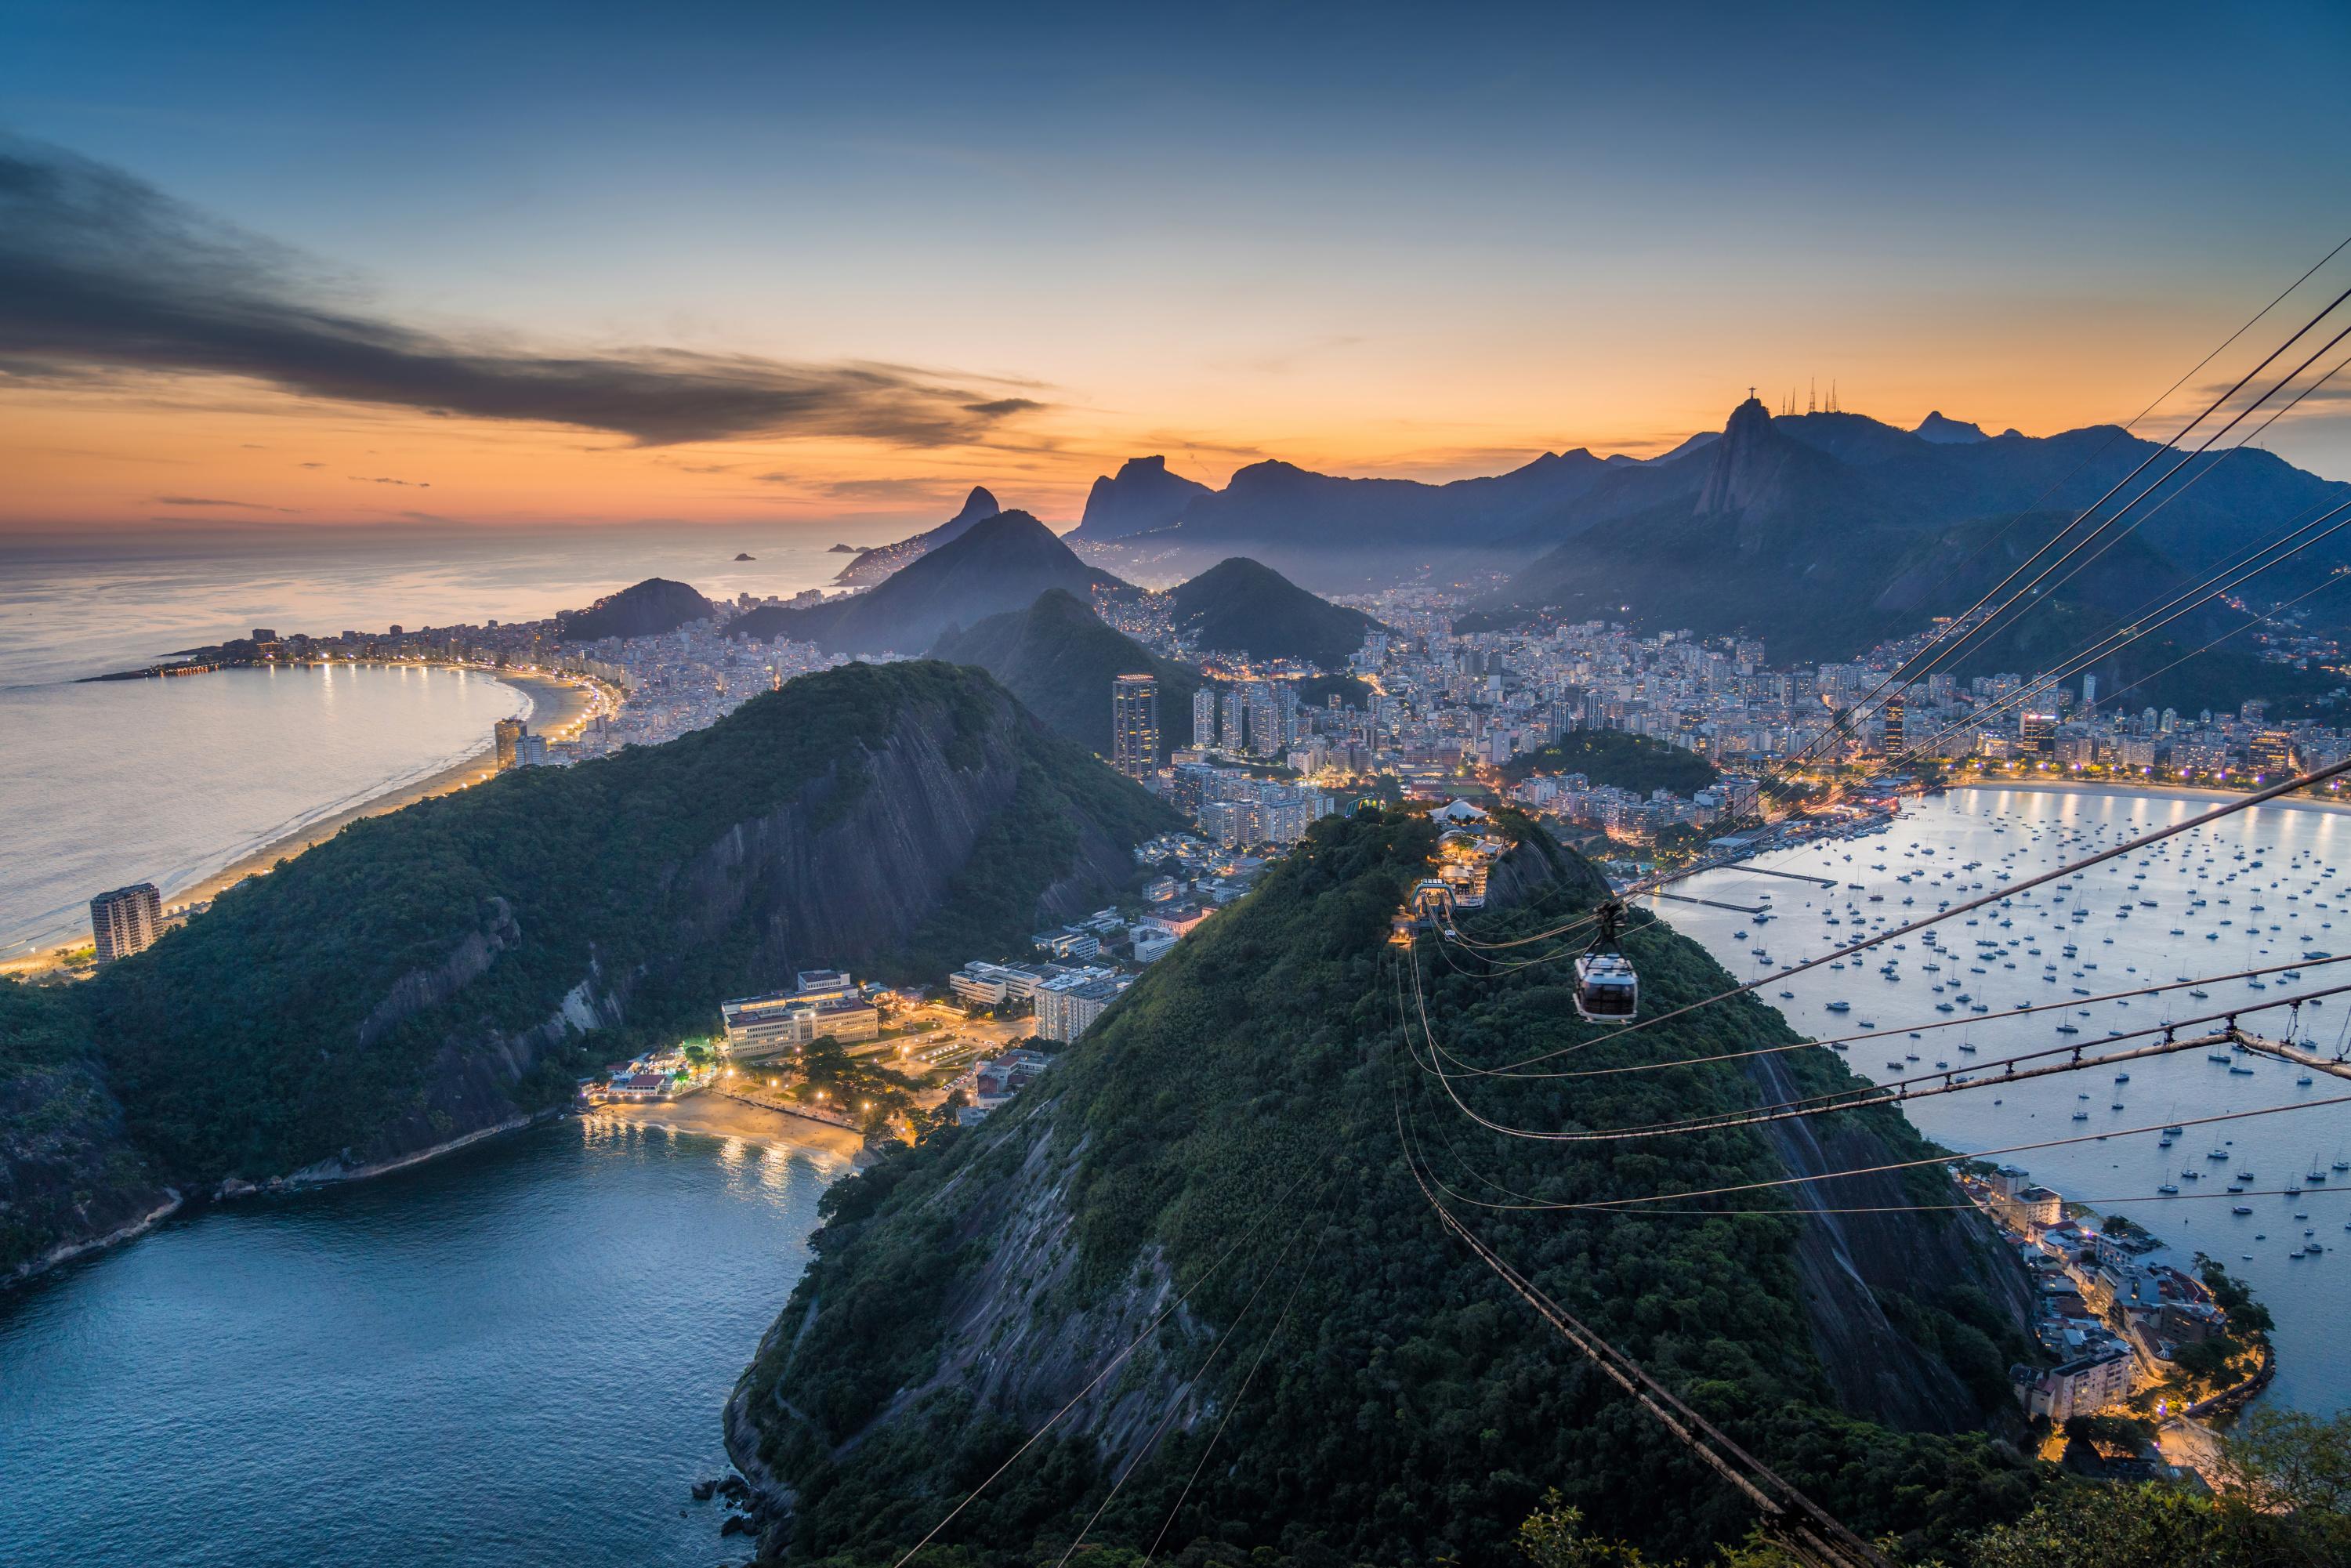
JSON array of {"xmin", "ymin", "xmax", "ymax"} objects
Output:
[{"xmin": 6, "ymin": 5, "xmax": 2350, "ymax": 536}]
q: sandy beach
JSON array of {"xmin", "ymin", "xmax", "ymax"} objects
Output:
[
  {"xmin": 592, "ymin": 1093, "xmax": 868, "ymax": 1166},
  {"xmin": 6, "ymin": 666, "xmax": 602, "ymax": 976}
]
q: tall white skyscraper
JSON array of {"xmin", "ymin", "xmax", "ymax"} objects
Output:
[
  {"xmin": 1220, "ymin": 688, "xmax": 1248, "ymax": 752},
  {"xmin": 1192, "ymin": 687, "xmax": 1219, "ymax": 748}
]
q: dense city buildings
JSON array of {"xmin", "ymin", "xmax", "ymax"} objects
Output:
[{"xmin": 89, "ymin": 882, "xmax": 162, "ymax": 966}]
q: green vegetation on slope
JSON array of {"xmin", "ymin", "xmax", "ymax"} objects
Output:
[
  {"xmin": 0, "ymin": 980, "xmax": 167, "ymax": 1277},
  {"xmin": 931, "ymin": 589, "xmax": 1201, "ymax": 764},
  {"xmin": 1499, "ymin": 730, "xmax": 1720, "ymax": 795},
  {"xmin": 554, "ymin": 576, "xmax": 716, "ymax": 640},
  {"xmin": 738, "ymin": 809, "xmax": 2039, "ymax": 1568},
  {"xmin": 1168, "ymin": 556, "xmax": 1382, "ymax": 668},
  {"xmin": 1516, "ymin": 1410, "xmax": 2351, "ymax": 1568},
  {"xmin": 76, "ymin": 661, "xmax": 1173, "ymax": 1185}
]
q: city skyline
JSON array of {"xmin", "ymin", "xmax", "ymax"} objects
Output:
[{"xmin": 7, "ymin": 2, "xmax": 2351, "ymax": 534}]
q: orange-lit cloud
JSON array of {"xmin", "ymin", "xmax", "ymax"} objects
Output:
[{"xmin": 6, "ymin": 129, "xmax": 2349, "ymax": 537}]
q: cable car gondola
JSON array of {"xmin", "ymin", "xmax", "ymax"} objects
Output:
[{"xmin": 1574, "ymin": 899, "xmax": 1638, "ymax": 1023}]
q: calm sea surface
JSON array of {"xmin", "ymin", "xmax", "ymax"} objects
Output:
[
  {"xmin": 1658, "ymin": 785, "xmax": 2351, "ymax": 1415},
  {"xmin": 0, "ymin": 527, "xmax": 857, "ymax": 954},
  {"xmin": 0, "ymin": 1113, "xmax": 849, "ymax": 1568}
]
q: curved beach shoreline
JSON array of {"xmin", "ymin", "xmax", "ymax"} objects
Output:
[{"xmin": 3, "ymin": 668, "xmax": 597, "ymax": 976}]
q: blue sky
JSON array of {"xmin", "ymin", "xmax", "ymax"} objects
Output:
[{"xmin": 5, "ymin": 2, "xmax": 2350, "ymax": 527}]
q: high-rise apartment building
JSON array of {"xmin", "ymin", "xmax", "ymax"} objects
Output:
[
  {"xmin": 494, "ymin": 717, "xmax": 527, "ymax": 770},
  {"xmin": 1220, "ymin": 688, "xmax": 1248, "ymax": 753},
  {"xmin": 2019, "ymin": 708, "xmax": 2056, "ymax": 756},
  {"xmin": 2250, "ymin": 730, "xmax": 2297, "ymax": 777},
  {"xmin": 90, "ymin": 882, "xmax": 163, "ymax": 966},
  {"xmin": 1110, "ymin": 673, "xmax": 1159, "ymax": 779},
  {"xmin": 1192, "ymin": 687, "xmax": 1219, "ymax": 748}
]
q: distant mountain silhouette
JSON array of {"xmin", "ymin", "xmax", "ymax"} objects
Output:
[
  {"xmin": 932, "ymin": 588, "xmax": 1197, "ymax": 762},
  {"xmin": 834, "ymin": 486, "xmax": 1003, "ymax": 587},
  {"xmin": 1078, "ymin": 456, "xmax": 1212, "ymax": 542},
  {"xmin": 1914, "ymin": 411, "xmax": 1989, "ymax": 444},
  {"xmin": 1063, "ymin": 397, "xmax": 2351, "ymax": 655},
  {"xmin": 1475, "ymin": 396, "xmax": 2351, "ymax": 679},
  {"xmin": 556, "ymin": 578, "xmax": 716, "ymax": 641},
  {"xmin": 1069, "ymin": 447, "xmax": 1629, "ymax": 588},
  {"xmin": 1638, "ymin": 429, "xmax": 1722, "ymax": 465},
  {"xmin": 734, "ymin": 511, "xmax": 1130, "ymax": 655},
  {"xmin": 1167, "ymin": 557, "xmax": 1382, "ymax": 668}
]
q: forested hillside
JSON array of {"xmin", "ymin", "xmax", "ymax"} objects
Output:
[
  {"xmin": 0, "ymin": 981, "xmax": 172, "ymax": 1280},
  {"xmin": 70, "ymin": 662, "xmax": 1175, "ymax": 1191},
  {"xmin": 1499, "ymin": 730, "xmax": 1721, "ymax": 795},
  {"xmin": 555, "ymin": 577, "xmax": 716, "ymax": 640},
  {"xmin": 932, "ymin": 589, "xmax": 1201, "ymax": 763},
  {"xmin": 730, "ymin": 809, "xmax": 2044, "ymax": 1566},
  {"xmin": 1167, "ymin": 556, "xmax": 1382, "ymax": 668}
]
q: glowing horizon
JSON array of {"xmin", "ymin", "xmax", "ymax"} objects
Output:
[{"xmin": 6, "ymin": 3, "xmax": 2350, "ymax": 534}]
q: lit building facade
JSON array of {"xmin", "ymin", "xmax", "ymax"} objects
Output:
[
  {"xmin": 89, "ymin": 882, "xmax": 163, "ymax": 965},
  {"xmin": 1111, "ymin": 673, "xmax": 1159, "ymax": 778}
]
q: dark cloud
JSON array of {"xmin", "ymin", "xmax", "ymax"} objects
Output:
[
  {"xmin": 817, "ymin": 475, "xmax": 976, "ymax": 502},
  {"xmin": 155, "ymin": 494, "xmax": 302, "ymax": 512},
  {"xmin": 350, "ymin": 475, "xmax": 429, "ymax": 487},
  {"xmin": 0, "ymin": 136, "xmax": 1049, "ymax": 447},
  {"xmin": 2193, "ymin": 375, "xmax": 2351, "ymax": 413}
]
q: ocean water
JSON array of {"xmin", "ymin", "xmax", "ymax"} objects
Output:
[
  {"xmin": 0, "ymin": 527, "xmax": 859, "ymax": 954},
  {"xmin": 0, "ymin": 1112, "xmax": 849, "ymax": 1568},
  {"xmin": 0, "ymin": 663, "xmax": 528, "ymax": 954},
  {"xmin": 1656, "ymin": 785, "xmax": 2351, "ymax": 1415}
]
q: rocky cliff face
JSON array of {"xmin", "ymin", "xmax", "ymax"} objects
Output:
[
  {"xmin": 1693, "ymin": 395, "xmax": 1821, "ymax": 527},
  {"xmin": 299, "ymin": 684, "xmax": 1149, "ymax": 1179},
  {"xmin": 0, "ymin": 1057, "xmax": 176, "ymax": 1283},
  {"xmin": 1074, "ymin": 454, "xmax": 1212, "ymax": 541},
  {"xmin": 1744, "ymin": 1047, "xmax": 2036, "ymax": 1432},
  {"xmin": 1494, "ymin": 828, "xmax": 2032, "ymax": 1434},
  {"xmin": 0, "ymin": 983, "xmax": 176, "ymax": 1284}
]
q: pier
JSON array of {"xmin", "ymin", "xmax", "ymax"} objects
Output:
[{"xmin": 1649, "ymin": 892, "xmax": 1768, "ymax": 915}]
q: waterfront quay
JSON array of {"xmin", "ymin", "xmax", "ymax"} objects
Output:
[{"xmin": 1959, "ymin": 1163, "xmax": 2276, "ymax": 1483}]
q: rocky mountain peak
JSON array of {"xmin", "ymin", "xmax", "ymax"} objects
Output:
[
  {"xmin": 1696, "ymin": 397, "xmax": 1785, "ymax": 516},
  {"xmin": 1074, "ymin": 453, "xmax": 1214, "ymax": 541},
  {"xmin": 1914, "ymin": 410, "xmax": 1988, "ymax": 444},
  {"xmin": 948, "ymin": 485, "xmax": 1001, "ymax": 524}
]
